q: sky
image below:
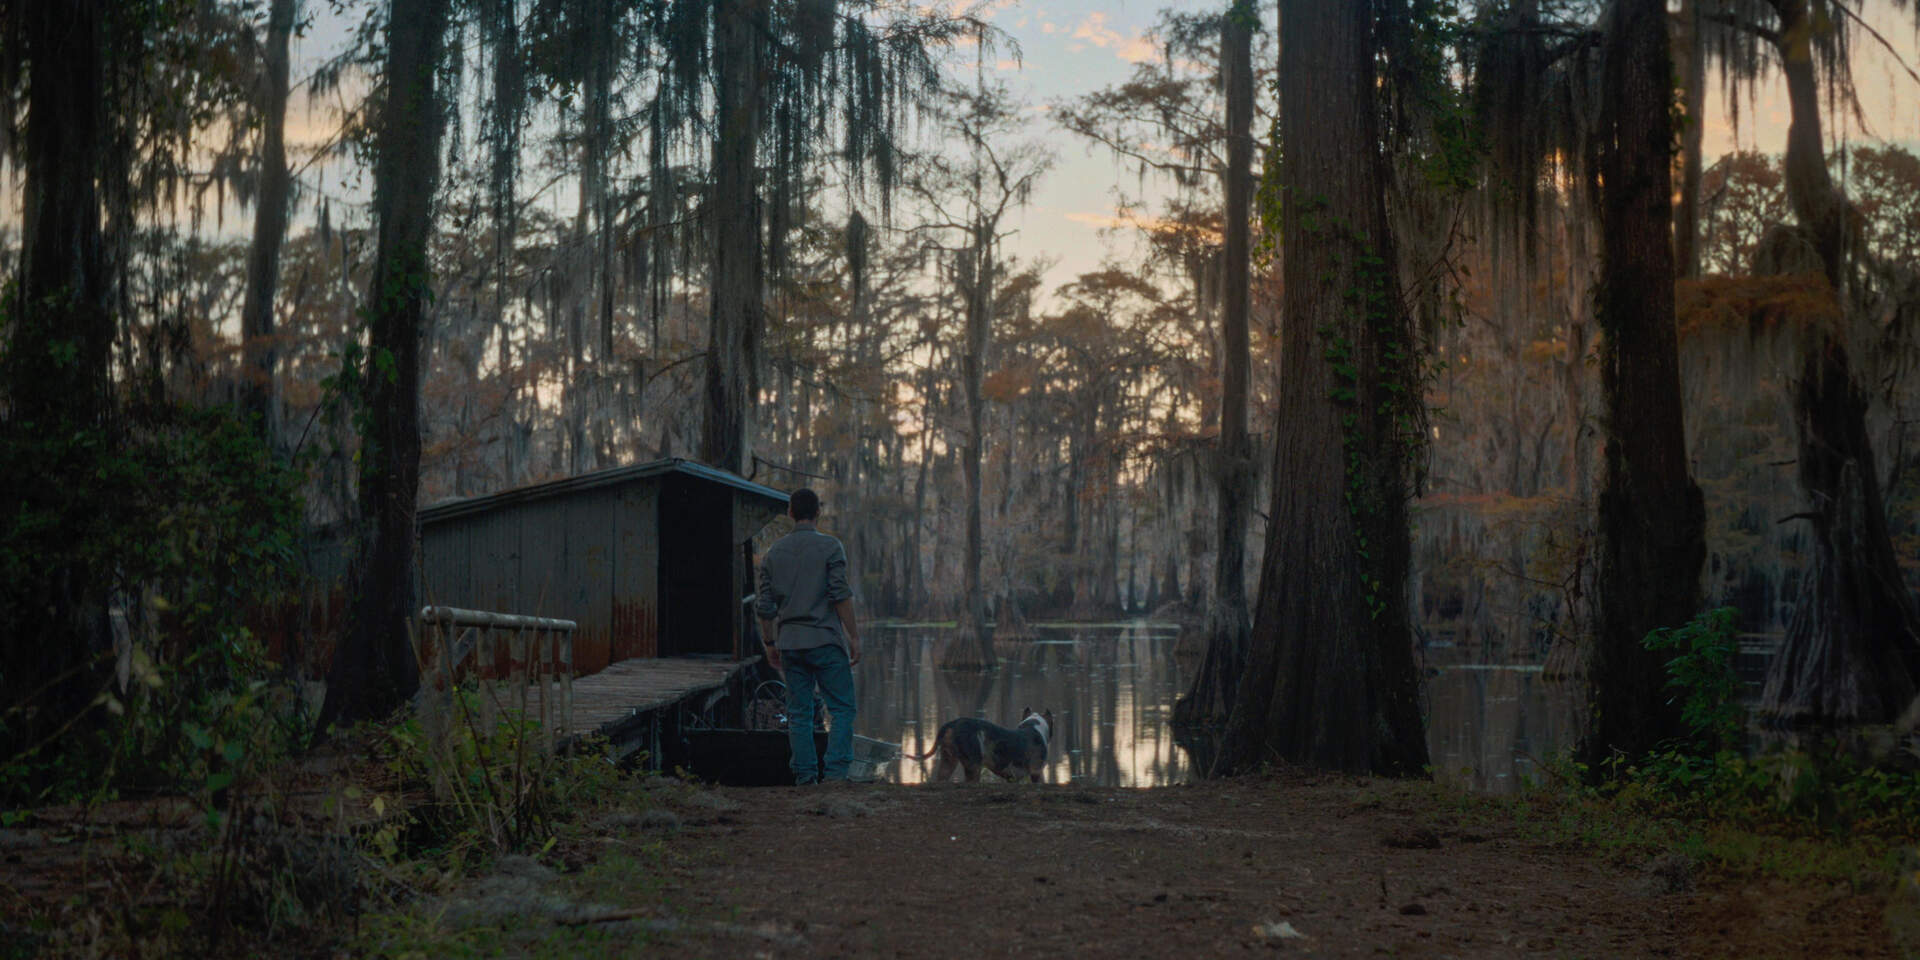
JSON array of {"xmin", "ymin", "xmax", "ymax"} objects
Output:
[
  {"xmin": 274, "ymin": 1, "xmax": 1920, "ymax": 295},
  {"xmin": 15, "ymin": 1, "xmax": 1920, "ymax": 301},
  {"xmin": 1693, "ymin": 5, "xmax": 1920, "ymax": 155},
  {"xmin": 966, "ymin": 0, "xmax": 1212, "ymax": 291},
  {"xmin": 279, "ymin": 0, "xmax": 1227, "ymax": 301},
  {"xmin": 969, "ymin": 0, "xmax": 1920, "ymax": 293}
]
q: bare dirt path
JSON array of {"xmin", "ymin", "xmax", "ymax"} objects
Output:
[
  {"xmin": 4, "ymin": 773, "xmax": 1897, "ymax": 957},
  {"xmin": 572, "ymin": 775, "xmax": 1891, "ymax": 959}
]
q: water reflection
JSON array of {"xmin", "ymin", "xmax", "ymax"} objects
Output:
[
  {"xmin": 854, "ymin": 623, "xmax": 1583, "ymax": 792},
  {"xmin": 855, "ymin": 623, "xmax": 1191, "ymax": 786},
  {"xmin": 1424, "ymin": 665, "xmax": 1583, "ymax": 793}
]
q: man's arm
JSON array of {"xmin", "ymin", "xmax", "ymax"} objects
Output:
[
  {"xmin": 758, "ymin": 616, "xmax": 782, "ymax": 671},
  {"xmin": 834, "ymin": 599, "xmax": 861, "ymax": 665},
  {"xmin": 825, "ymin": 542, "xmax": 859, "ymax": 664},
  {"xmin": 754, "ymin": 554, "xmax": 783, "ymax": 670}
]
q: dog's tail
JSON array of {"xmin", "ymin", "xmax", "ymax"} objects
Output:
[{"xmin": 899, "ymin": 738, "xmax": 941, "ymax": 762}]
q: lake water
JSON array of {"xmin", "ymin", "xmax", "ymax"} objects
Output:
[{"xmin": 852, "ymin": 622, "xmax": 1582, "ymax": 792}]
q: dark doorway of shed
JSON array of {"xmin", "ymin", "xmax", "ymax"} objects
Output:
[{"xmin": 659, "ymin": 474, "xmax": 738, "ymax": 657}]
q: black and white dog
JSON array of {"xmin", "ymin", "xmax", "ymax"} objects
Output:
[{"xmin": 903, "ymin": 708, "xmax": 1054, "ymax": 783}]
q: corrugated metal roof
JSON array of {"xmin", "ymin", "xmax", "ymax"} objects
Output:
[{"xmin": 419, "ymin": 458, "xmax": 790, "ymax": 525}]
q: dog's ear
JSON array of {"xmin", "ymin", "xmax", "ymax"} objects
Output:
[
  {"xmin": 1022, "ymin": 706, "xmax": 1033, "ymax": 718},
  {"xmin": 1044, "ymin": 709, "xmax": 1055, "ymax": 724}
]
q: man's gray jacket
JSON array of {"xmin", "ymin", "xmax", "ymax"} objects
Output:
[{"xmin": 755, "ymin": 523, "xmax": 852, "ymax": 651}]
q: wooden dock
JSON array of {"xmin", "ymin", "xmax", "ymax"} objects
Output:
[{"xmin": 523, "ymin": 654, "xmax": 760, "ymax": 761}]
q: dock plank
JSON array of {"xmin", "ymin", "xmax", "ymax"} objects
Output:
[{"xmin": 521, "ymin": 655, "xmax": 754, "ymax": 740}]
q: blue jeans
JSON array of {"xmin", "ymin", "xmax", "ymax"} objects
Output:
[{"xmin": 783, "ymin": 644, "xmax": 855, "ymax": 783}]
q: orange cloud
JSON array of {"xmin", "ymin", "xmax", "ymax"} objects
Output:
[{"xmin": 1071, "ymin": 12, "xmax": 1156, "ymax": 64}]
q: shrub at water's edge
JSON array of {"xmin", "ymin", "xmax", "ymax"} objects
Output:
[{"xmin": 1466, "ymin": 608, "xmax": 1920, "ymax": 895}]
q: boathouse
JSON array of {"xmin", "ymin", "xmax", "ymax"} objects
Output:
[{"xmin": 416, "ymin": 458, "xmax": 790, "ymax": 676}]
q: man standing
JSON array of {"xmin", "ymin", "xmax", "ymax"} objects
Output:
[{"xmin": 755, "ymin": 488, "xmax": 863, "ymax": 784}]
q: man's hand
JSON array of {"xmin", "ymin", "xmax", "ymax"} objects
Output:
[
  {"xmin": 833, "ymin": 598, "xmax": 861, "ymax": 666},
  {"xmin": 757, "ymin": 617, "xmax": 780, "ymax": 673}
]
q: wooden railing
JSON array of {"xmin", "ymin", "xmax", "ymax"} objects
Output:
[{"xmin": 417, "ymin": 605, "xmax": 576, "ymax": 750}]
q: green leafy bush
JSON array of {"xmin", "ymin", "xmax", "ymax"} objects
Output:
[
  {"xmin": 365, "ymin": 689, "xmax": 625, "ymax": 868},
  {"xmin": 1618, "ymin": 607, "xmax": 1920, "ymax": 837},
  {"xmin": 0, "ymin": 399, "xmax": 307, "ymax": 805},
  {"xmin": 1642, "ymin": 606, "xmax": 1744, "ymax": 754}
]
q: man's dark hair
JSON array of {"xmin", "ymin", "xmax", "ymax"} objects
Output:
[{"xmin": 789, "ymin": 487, "xmax": 820, "ymax": 521}]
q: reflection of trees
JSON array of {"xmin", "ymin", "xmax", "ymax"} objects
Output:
[
  {"xmin": 1172, "ymin": 726, "xmax": 1216, "ymax": 780},
  {"xmin": 940, "ymin": 661, "xmax": 997, "ymax": 720},
  {"xmin": 1119, "ymin": 633, "xmax": 1142, "ymax": 782},
  {"xmin": 852, "ymin": 630, "xmax": 941, "ymax": 783},
  {"xmin": 1137, "ymin": 630, "xmax": 1189, "ymax": 786},
  {"xmin": 857, "ymin": 626, "xmax": 1211, "ymax": 786},
  {"xmin": 1511, "ymin": 674, "xmax": 1534, "ymax": 783},
  {"xmin": 1096, "ymin": 634, "xmax": 1121, "ymax": 786},
  {"xmin": 1422, "ymin": 669, "xmax": 1585, "ymax": 794},
  {"xmin": 866, "ymin": 627, "xmax": 1597, "ymax": 791},
  {"xmin": 910, "ymin": 634, "xmax": 943, "ymax": 781},
  {"xmin": 1056, "ymin": 641, "xmax": 1088, "ymax": 784}
]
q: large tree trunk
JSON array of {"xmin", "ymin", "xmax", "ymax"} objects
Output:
[
  {"xmin": 943, "ymin": 225, "xmax": 997, "ymax": 669},
  {"xmin": 239, "ymin": 0, "xmax": 295, "ymax": 445},
  {"xmin": 1062, "ymin": 417, "xmax": 1082, "ymax": 559},
  {"xmin": 1763, "ymin": 337, "xmax": 1920, "ymax": 722},
  {"xmin": 567, "ymin": 0, "xmax": 617, "ymax": 477},
  {"xmin": 1213, "ymin": 0, "xmax": 1427, "ymax": 777},
  {"xmin": 565, "ymin": 139, "xmax": 592, "ymax": 476},
  {"xmin": 907, "ymin": 370, "xmax": 932, "ymax": 614},
  {"xmin": 1098, "ymin": 484, "xmax": 1122, "ymax": 610},
  {"xmin": 482, "ymin": 0, "xmax": 523, "ymax": 487},
  {"xmin": 1066, "ymin": 403, "xmax": 1100, "ymax": 618},
  {"xmin": 1580, "ymin": 0, "xmax": 1705, "ymax": 769},
  {"xmin": 1672, "ymin": 0, "xmax": 1705, "ymax": 280},
  {"xmin": 9, "ymin": 1, "xmax": 110, "ymax": 426},
  {"xmin": 321, "ymin": 0, "xmax": 451, "ymax": 727},
  {"xmin": 1557, "ymin": 195, "xmax": 1597, "ymax": 501},
  {"xmin": 1774, "ymin": 0, "xmax": 1847, "ymax": 291},
  {"xmin": 1176, "ymin": 0, "xmax": 1255, "ymax": 727},
  {"xmin": 700, "ymin": 0, "xmax": 766, "ymax": 475},
  {"xmin": 1755, "ymin": 0, "xmax": 1920, "ymax": 724},
  {"xmin": 994, "ymin": 407, "xmax": 1031, "ymax": 640},
  {"xmin": 1, "ymin": 0, "xmax": 114, "ymax": 768}
]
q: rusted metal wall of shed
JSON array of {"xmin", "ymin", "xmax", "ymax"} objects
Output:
[
  {"xmin": 612, "ymin": 483, "xmax": 660, "ymax": 661},
  {"xmin": 560, "ymin": 487, "xmax": 616, "ymax": 674},
  {"xmin": 420, "ymin": 479, "xmax": 665, "ymax": 677},
  {"xmin": 420, "ymin": 520, "xmax": 467, "ymax": 610},
  {"xmin": 421, "ymin": 504, "xmax": 519, "ymax": 677},
  {"xmin": 417, "ymin": 461, "xmax": 784, "ymax": 677},
  {"xmin": 471, "ymin": 505, "xmax": 524, "ymax": 619},
  {"xmin": 260, "ymin": 531, "xmax": 351, "ymax": 671}
]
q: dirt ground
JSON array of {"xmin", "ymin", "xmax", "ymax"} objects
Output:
[
  {"xmin": 1, "ymin": 774, "xmax": 1901, "ymax": 958},
  {"xmin": 590, "ymin": 774, "xmax": 1897, "ymax": 960}
]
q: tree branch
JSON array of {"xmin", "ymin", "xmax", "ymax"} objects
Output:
[
  {"xmin": 752, "ymin": 454, "xmax": 831, "ymax": 481},
  {"xmin": 1831, "ymin": 3, "xmax": 1920, "ymax": 91},
  {"xmin": 1703, "ymin": 11, "xmax": 1783, "ymax": 51}
]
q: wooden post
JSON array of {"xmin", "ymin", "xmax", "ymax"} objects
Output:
[
  {"xmin": 559, "ymin": 627, "xmax": 575, "ymax": 752},
  {"xmin": 537, "ymin": 625, "xmax": 554, "ymax": 746},
  {"xmin": 427, "ymin": 618, "xmax": 450, "ymax": 749},
  {"xmin": 414, "ymin": 607, "xmax": 577, "ymax": 748},
  {"xmin": 510, "ymin": 625, "xmax": 528, "ymax": 734},
  {"xmin": 478, "ymin": 624, "xmax": 496, "ymax": 734}
]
